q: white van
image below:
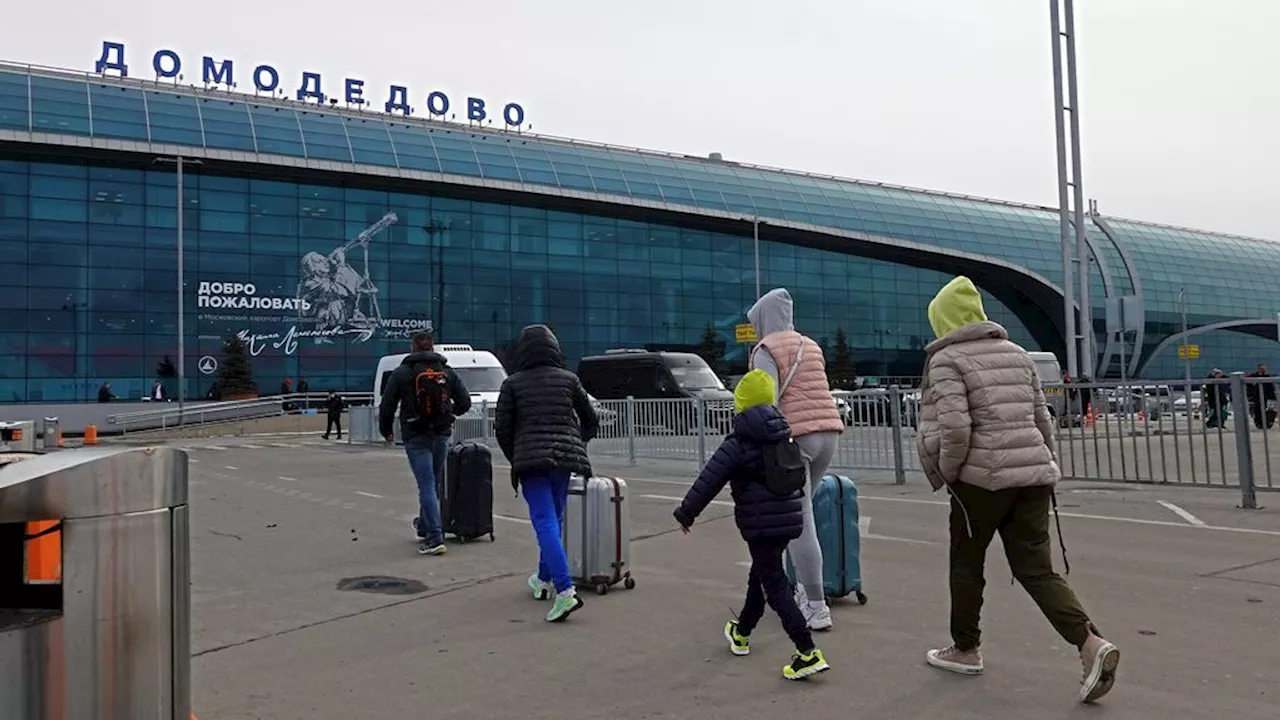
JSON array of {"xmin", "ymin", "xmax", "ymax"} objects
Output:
[
  {"xmin": 1028, "ymin": 351, "xmax": 1065, "ymax": 420},
  {"xmin": 373, "ymin": 344, "xmax": 507, "ymax": 413}
]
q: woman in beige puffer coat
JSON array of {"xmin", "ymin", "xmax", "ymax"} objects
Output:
[{"xmin": 917, "ymin": 276, "xmax": 1120, "ymax": 705}]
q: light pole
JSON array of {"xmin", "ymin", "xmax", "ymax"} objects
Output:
[
  {"xmin": 1050, "ymin": 0, "xmax": 1089, "ymax": 378},
  {"xmin": 752, "ymin": 217, "xmax": 761, "ymax": 299},
  {"xmin": 1180, "ymin": 287, "xmax": 1193, "ymax": 410},
  {"xmin": 153, "ymin": 155, "xmax": 202, "ymax": 419},
  {"xmin": 422, "ymin": 219, "xmax": 451, "ymax": 338}
]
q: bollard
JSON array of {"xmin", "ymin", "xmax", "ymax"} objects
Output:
[
  {"xmin": 24, "ymin": 519, "xmax": 61, "ymax": 583},
  {"xmin": 695, "ymin": 397, "xmax": 707, "ymax": 468},
  {"xmin": 1229, "ymin": 372, "xmax": 1258, "ymax": 509},
  {"xmin": 888, "ymin": 385, "xmax": 906, "ymax": 485},
  {"xmin": 625, "ymin": 396, "xmax": 637, "ymax": 467},
  {"xmin": 42, "ymin": 416, "xmax": 59, "ymax": 451},
  {"xmin": 83, "ymin": 424, "xmax": 98, "ymax": 445}
]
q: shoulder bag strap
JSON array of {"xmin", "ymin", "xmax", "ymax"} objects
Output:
[{"xmin": 778, "ymin": 340, "xmax": 806, "ymax": 397}]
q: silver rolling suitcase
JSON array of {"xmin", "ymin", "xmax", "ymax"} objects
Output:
[{"xmin": 564, "ymin": 475, "xmax": 636, "ymax": 596}]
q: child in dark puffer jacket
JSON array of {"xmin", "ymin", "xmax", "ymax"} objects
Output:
[{"xmin": 674, "ymin": 369, "xmax": 831, "ymax": 681}]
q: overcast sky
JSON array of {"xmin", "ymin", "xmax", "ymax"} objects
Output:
[{"xmin": 4, "ymin": 0, "xmax": 1276, "ymax": 239}]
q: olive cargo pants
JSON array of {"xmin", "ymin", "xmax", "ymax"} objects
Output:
[{"xmin": 948, "ymin": 482, "xmax": 1097, "ymax": 652}]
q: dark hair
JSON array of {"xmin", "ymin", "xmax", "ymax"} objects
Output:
[{"xmin": 412, "ymin": 332, "xmax": 433, "ymax": 352}]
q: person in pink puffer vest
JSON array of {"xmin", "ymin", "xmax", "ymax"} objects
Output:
[{"xmin": 747, "ymin": 288, "xmax": 844, "ymax": 631}]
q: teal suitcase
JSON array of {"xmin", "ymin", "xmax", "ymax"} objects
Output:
[{"xmin": 786, "ymin": 474, "xmax": 867, "ymax": 605}]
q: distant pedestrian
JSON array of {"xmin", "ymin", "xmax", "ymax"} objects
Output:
[
  {"xmin": 97, "ymin": 383, "xmax": 115, "ymax": 403},
  {"xmin": 379, "ymin": 332, "xmax": 471, "ymax": 555},
  {"xmin": 674, "ymin": 369, "xmax": 831, "ymax": 680},
  {"xmin": 747, "ymin": 288, "xmax": 844, "ymax": 631},
  {"xmin": 323, "ymin": 390, "xmax": 345, "ymax": 440},
  {"xmin": 1203, "ymin": 369, "xmax": 1229, "ymax": 428},
  {"xmin": 1247, "ymin": 364, "xmax": 1276, "ymax": 429},
  {"xmin": 151, "ymin": 379, "xmax": 168, "ymax": 402},
  {"xmin": 917, "ymin": 276, "xmax": 1119, "ymax": 704},
  {"xmin": 298, "ymin": 377, "xmax": 311, "ymax": 409},
  {"xmin": 494, "ymin": 324, "xmax": 598, "ymax": 623}
]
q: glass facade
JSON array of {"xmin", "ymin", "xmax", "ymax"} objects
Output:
[
  {"xmin": 0, "ymin": 63, "xmax": 1276, "ymax": 400},
  {"xmin": 0, "ymin": 158, "xmax": 1038, "ymax": 402}
]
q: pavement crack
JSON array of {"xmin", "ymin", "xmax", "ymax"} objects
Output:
[
  {"xmin": 208, "ymin": 530, "xmax": 243, "ymax": 541},
  {"xmin": 1197, "ymin": 555, "xmax": 1280, "ymax": 579},
  {"xmin": 191, "ymin": 570, "xmax": 522, "ymax": 659}
]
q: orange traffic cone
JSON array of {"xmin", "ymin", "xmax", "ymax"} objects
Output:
[{"xmin": 83, "ymin": 425, "xmax": 98, "ymax": 445}]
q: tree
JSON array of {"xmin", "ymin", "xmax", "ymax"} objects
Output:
[
  {"xmin": 217, "ymin": 335, "xmax": 258, "ymax": 396},
  {"xmin": 695, "ymin": 324, "xmax": 728, "ymax": 377},
  {"xmin": 829, "ymin": 327, "xmax": 854, "ymax": 389},
  {"xmin": 156, "ymin": 355, "xmax": 177, "ymax": 379}
]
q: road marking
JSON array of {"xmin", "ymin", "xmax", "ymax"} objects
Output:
[
  {"xmin": 858, "ymin": 494, "xmax": 1280, "ymax": 537},
  {"xmin": 204, "ymin": 445, "xmax": 227, "ymax": 450},
  {"xmin": 355, "ymin": 491, "xmax": 383, "ymax": 499},
  {"xmin": 224, "ymin": 465, "xmax": 239, "ymax": 471},
  {"xmin": 496, "ymin": 513, "xmax": 531, "ymax": 525},
  {"xmin": 188, "ymin": 457, "xmax": 199, "ymax": 463},
  {"xmin": 279, "ymin": 476, "xmax": 299, "ymax": 483},
  {"xmin": 241, "ymin": 444, "xmax": 263, "ymax": 449},
  {"xmin": 1157, "ymin": 500, "xmax": 1207, "ymax": 527}
]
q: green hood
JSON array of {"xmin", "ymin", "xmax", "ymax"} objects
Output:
[
  {"xmin": 734, "ymin": 369, "xmax": 777, "ymax": 414},
  {"xmin": 928, "ymin": 276, "xmax": 988, "ymax": 339}
]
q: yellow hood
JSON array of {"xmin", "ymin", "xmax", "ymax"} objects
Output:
[
  {"xmin": 734, "ymin": 369, "xmax": 777, "ymax": 414},
  {"xmin": 928, "ymin": 276, "xmax": 988, "ymax": 339}
]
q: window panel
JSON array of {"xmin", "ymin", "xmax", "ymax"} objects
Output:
[
  {"xmin": 29, "ymin": 76, "xmax": 90, "ymax": 135},
  {"xmin": 199, "ymin": 100, "xmax": 256, "ymax": 152},
  {"xmin": 87, "ymin": 84, "xmax": 148, "ymax": 141},
  {"xmin": 345, "ymin": 118, "xmax": 398, "ymax": 167},
  {"xmin": 297, "ymin": 111, "xmax": 352, "ymax": 162},
  {"xmin": 144, "ymin": 92, "xmax": 203, "ymax": 146},
  {"xmin": 0, "ymin": 72, "xmax": 28, "ymax": 131},
  {"xmin": 386, "ymin": 124, "xmax": 441, "ymax": 173},
  {"xmin": 248, "ymin": 105, "xmax": 305, "ymax": 156}
]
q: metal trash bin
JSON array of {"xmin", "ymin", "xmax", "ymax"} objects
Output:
[
  {"xmin": 0, "ymin": 421, "xmax": 35, "ymax": 452},
  {"xmin": 41, "ymin": 417, "xmax": 58, "ymax": 451},
  {"xmin": 347, "ymin": 405, "xmax": 376, "ymax": 444},
  {"xmin": 0, "ymin": 446, "xmax": 190, "ymax": 720}
]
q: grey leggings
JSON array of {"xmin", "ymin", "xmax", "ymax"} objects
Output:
[{"xmin": 788, "ymin": 431, "xmax": 839, "ymax": 600}]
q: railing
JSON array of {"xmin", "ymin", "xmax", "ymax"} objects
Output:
[
  {"xmin": 348, "ymin": 373, "xmax": 1278, "ymax": 508},
  {"xmin": 107, "ymin": 392, "xmax": 375, "ymax": 435}
]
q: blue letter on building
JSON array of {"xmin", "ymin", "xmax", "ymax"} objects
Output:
[
  {"xmin": 345, "ymin": 78, "xmax": 366, "ymax": 106},
  {"xmin": 95, "ymin": 41, "xmax": 129, "ymax": 76},
  {"xmin": 385, "ymin": 86, "xmax": 412, "ymax": 115},
  {"xmin": 202, "ymin": 57, "xmax": 234, "ymax": 87},
  {"xmin": 467, "ymin": 98, "xmax": 487, "ymax": 122},
  {"xmin": 426, "ymin": 91, "xmax": 450, "ymax": 117},
  {"xmin": 253, "ymin": 65, "xmax": 279, "ymax": 92},
  {"xmin": 152, "ymin": 49, "xmax": 182, "ymax": 79},
  {"xmin": 503, "ymin": 103, "xmax": 525, "ymax": 127},
  {"xmin": 296, "ymin": 72, "xmax": 326, "ymax": 103}
]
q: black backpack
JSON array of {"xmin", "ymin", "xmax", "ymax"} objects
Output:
[
  {"xmin": 761, "ymin": 437, "xmax": 808, "ymax": 496},
  {"xmin": 410, "ymin": 361, "xmax": 454, "ymax": 429}
]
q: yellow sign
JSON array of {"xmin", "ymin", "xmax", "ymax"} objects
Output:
[
  {"xmin": 1178, "ymin": 344, "xmax": 1200, "ymax": 360},
  {"xmin": 735, "ymin": 323, "xmax": 758, "ymax": 344}
]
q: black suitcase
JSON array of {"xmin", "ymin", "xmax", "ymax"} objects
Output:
[{"xmin": 439, "ymin": 441, "xmax": 495, "ymax": 542}]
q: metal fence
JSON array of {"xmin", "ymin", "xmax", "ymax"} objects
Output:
[{"xmin": 354, "ymin": 373, "xmax": 1277, "ymax": 507}]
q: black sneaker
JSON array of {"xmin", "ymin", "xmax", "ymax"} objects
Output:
[
  {"xmin": 782, "ymin": 648, "xmax": 830, "ymax": 680},
  {"xmin": 418, "ymin": 539, "xmax": 447, "ymax": 556},
  {"xmin": 411, "ymin": 517, "xmax": 428, "ymax": 540}
]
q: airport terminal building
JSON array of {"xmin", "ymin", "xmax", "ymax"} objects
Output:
[{"xmin": 1, "ymin": 51, "xmax": 1278, "ymax": 402}]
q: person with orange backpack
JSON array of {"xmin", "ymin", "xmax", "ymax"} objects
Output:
[{"xmin": 379, "ymin": 332, "xmax": 471, "ymax": 555}]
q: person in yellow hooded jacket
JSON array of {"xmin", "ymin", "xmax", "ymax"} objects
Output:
[{"xmin": 917, "ymin": 276, "xmax": 1120, "ymax": 704}]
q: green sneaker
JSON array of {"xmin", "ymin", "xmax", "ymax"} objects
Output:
[
  {"xmin": 782, "ymin": 648, "xmax": 830, "ymax": 681},
  {"xmin": 724, "ymin": 620, "xmax": 750, "ymax": 656},
  {"xmin": 546, "ymin": 589, "xmax": 583, "ymax": 623},
  {"xmin": 528, "ymin": 573, "xmax": 552, "ymax": 601}
]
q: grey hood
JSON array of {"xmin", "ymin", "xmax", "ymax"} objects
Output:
[{"xmin": 747, "ymin": 288, "xmax": 795, "ymax": 338}]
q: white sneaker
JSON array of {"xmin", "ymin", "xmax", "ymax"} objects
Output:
[{"xmin": 804, "ymin": 601, "xmax": 833, "ymax": 631}]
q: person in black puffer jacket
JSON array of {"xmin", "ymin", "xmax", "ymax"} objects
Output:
[
  {"xmin": 673, "ymin": 369, "xmax": 830, "ymax": 681},
  {"xmin": 495, "ymin": 324, "xmax": 599, "ymax": 623}
]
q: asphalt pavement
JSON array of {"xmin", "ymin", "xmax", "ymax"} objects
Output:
[{"xmin": 164, "ymin": 433, "xmax": 1280, "ymax": 720}]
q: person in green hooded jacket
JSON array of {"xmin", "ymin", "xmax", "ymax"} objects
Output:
[{"xmin": 916, "ymin": 276, "xmax": 1120, "ymax": 704}]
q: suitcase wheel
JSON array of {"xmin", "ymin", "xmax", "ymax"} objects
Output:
[
  {"xmin": 623, "ymin": 576, "xmax": 635, "ymax": 590},
  {"xmin": 855, "ymin": 591, "xmax": 868, "ymax": 606},
  {"xmin": 595, "ymin": 583, "xmax": 610, "ymax": 596},
  {"xmin": 489, "ymin": 532, "xmax": 496, "ymax": 542}
]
